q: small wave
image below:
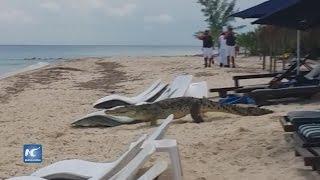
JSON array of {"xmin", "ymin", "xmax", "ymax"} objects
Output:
[{"xmin": 0, "ymin": 62, "xmax": 50, "ymax": 80}]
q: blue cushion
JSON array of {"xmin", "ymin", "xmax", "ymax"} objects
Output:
[{"xmin": 219, "ymin": 94, "xmax": 256, "ymax": 105}]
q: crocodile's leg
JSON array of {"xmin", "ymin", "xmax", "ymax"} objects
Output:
[
  {"xmin": 144, "ymin": 115, "xmax": 159, "ymax": 127},
  {"xmin": 190, "ymin": 101, "xmax": 204, "ymax": 123}
]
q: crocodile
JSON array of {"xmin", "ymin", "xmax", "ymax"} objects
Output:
[{"xmin": 104, "ymin": 97, "xmax": 273, "ymax": 125}]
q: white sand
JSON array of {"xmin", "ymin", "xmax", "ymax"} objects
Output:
[{"xmin": 0, "ymin": 56, "xmax": 319, "ymax": 179}]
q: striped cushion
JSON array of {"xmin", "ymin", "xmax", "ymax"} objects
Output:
[
  {"xmin": 288, "ymin": 111, "xmax": 320, "ymax": 120},
  {"xmin": 298, "ymin": 124, "xmax": 320, "ymax": 139},
  {"xmin": 287, "ymin": 111, "xmax": 320, "ymax": 130}
]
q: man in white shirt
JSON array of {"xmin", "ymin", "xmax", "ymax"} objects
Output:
[{"xmin": 218, "ymin": 32, "xmax": 227, "ymax": 67}]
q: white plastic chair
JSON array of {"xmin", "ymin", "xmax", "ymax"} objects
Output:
[
  {"xmin": 71, "ymin": 110, "xmax": 135, "ymax": 127},
  {"xmin": 142, "ymin": 139, "xmax": 183, "ymax": 180},
  {"xmin": 155, "ymin": 75, "xmax": 193, "ymax": 101},
  {"xmin": 29, "ymin": 134, "xmax": 148, "ymax": 180},
  {"xmin": 93, "ymin": 79, "xmax": 167, "ymax": 109},
  {"xmin": 139, "ymin": 115, "xmax": 182, "ymax": 180},
  {"xmin": 73, "ymin": 75, "xmax": 193, "ymax": 127},
  {"xmin": 185, "ymin": 81, "xmax": 208, "ymax": 98},
  {"xmin": 8, "ymin": 177, "xmax": 47, "ymax": 180},
  {"xmin": 109, "ymin": 143, "xmax": 156, "ymax": 180},
  {"xmin": 137, "ymin": 161, "xmax": 168, "ymax": 180},
  {"xmin": 11, "ymin": 115, "xmax": 175, "ymax": 180}
]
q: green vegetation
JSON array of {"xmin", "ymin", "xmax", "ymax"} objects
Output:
[
  {"xmin": 237, "ymin": 26, "xmax": 320, "ymax": 57},
  {"xmin": 237, "ymin": 31, "xmax": 258, "ymax": 56},
  {"xmin": 197, "ymin": 0, "xmax": 236, "ymax": 39}
]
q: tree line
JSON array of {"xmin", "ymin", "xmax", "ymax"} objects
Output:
[
  {"xmin": 238, "ymin": 26, "xmax": 320, "ymax": 58},
  {"xmin": 197, "ymin": 0, "xmax": 320, "ymax": 59}
]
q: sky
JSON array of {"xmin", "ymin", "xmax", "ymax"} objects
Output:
[{"xmin": 0, "ymin": 0, "xmax": 266, "ymax": 45}]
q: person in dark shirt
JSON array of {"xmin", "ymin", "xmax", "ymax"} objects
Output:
[
  {"xmin": 225, "ymin": 27, "xmax": 236, "ymax": 68},
  {"xmin": 198, "ymin": 30, "xmax": 214, "ymax": 68}
]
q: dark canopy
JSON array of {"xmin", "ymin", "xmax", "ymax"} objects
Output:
[
  {"xmin": 231, "ymin": 0, "xmax": 299, "ymax": 19},
  {"xmin": 252, "ymin": 0, "xmax": 320, "ymax": 30}
]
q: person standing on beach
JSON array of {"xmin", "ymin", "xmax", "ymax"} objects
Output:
[
  {"xmin": 225, "ymin": 27, "xmax": 236, "ymax": 68},
  {"xmin": 218, "ymin": 32, "xmax": 227, "ymax": 67},
  {"xmin": 197, "ymin": 30, "xmax": 214, "ymax": 68}
]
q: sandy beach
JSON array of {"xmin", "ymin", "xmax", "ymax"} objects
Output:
[{"xmin": 1, "ymin": 56, "xmax": 320, "ymax": 180}]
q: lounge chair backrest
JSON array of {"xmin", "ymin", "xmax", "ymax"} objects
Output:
[
  {"xmin": 146, "ymin": 114, "xmax": 174, "ymax": 142},
  {"xmin": 109, "ymin": 143, "xmax": 156, "ymax": 180},
  {"xmin": 185, "ymin": 81, "xmax": 208, "ymax": 98},
  {"xmin": 137, "ymin": 161, "xmax": 168, "ymax": 180},
  {"xmin": 99, "ymin": 134, "xmax": 148, "ymax": 179},
  {"xmin": 304, "ymin": 64, "xmax": 320, "ymax": 80},
  {"xmin": 156, "ymin": 75, "xmax": 193, "ymax": 101},
  {"xmin": 8, "ymin": 177, "xmax": 47, "ymax": 180},
  {"xmin": 134, "ymin": 79, "xmax": 162, "ymax": 100}
]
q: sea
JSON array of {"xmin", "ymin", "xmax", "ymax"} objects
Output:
[{"xmin": 0, "ymin": 45, "xmax": 201, "ymax": 78}]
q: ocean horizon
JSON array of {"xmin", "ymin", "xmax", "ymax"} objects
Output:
[{"xmin": 0, "ymin": 45, "xmax": 202, "ymax": 77}]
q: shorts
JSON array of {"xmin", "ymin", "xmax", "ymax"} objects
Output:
[
  {"xmin": 202, "ymin": 48, "xmax": 213, "ymax": 58},
  {"xmin": 227, "ymin": 46, "xmax": 235, "ymax": 57}
]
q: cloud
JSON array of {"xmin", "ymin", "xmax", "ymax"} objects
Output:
[
  {"xmin": 0, "ymin": 9, "xmax": 34, "ymax": 24},
  {"xmin": 40, "ymin": 1, "xmax": 60, "ymax": 12},
  {"xmin": 144, "ymin": 14, "xmax": 173, "ymax": 24},
  {"xmin": 60, "ymin": 0, "xmax": 137, "ymax": 17},
  {"xmin": 105, "ymin": 3, "xmax": 137, "ymax": 17}
]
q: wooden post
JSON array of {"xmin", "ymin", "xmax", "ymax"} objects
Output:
[
  {"xmin": 273, "ymin": 56, "xmax": 277, "ymax": 72},
  {"xmin": 269, "ymin": 56, "xmax": 273, "ymax": 72},
  {"xmin": 262, "ymin": 55, "xmax": 266, "ymax": 70},
  {"xmin": 282, "ymin": 59, "xmax": 286, "ymax": 70}
]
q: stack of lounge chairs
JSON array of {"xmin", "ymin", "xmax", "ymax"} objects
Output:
[
  {"xmin": 93, "ymin": 79, "xmax": 168, "ymax": 109},
  {"xmin": 280, "ymin": 110, "xmax": 320, "ymax": 171},
  {"xmin": 73, "ymin": 75, "xmax": 208, "ymax": 127},
  {"xmin": 10, "ymin": 115, "xmax": 184, "ymax": 180},
  {"xmin": 94, "ymin": 75, "xmax": 208, "ymax": 109}
]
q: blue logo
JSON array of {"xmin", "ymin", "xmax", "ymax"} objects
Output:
[{"xmin": 23, "ymin": 144, "xmax": 42, "ymax": 163}]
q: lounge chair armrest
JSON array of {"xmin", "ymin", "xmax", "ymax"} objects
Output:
[
  {"xmin": 137, "ymin": 161, "xmax": 168, "ymax": 180},
  {"xmin": 8, "ymin": 176, "xmax": 47, "ymax": 180}
]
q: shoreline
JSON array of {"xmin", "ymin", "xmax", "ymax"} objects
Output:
[
  {"xmin": 0, "ymin": 55, "xmax": 204, "ymax": 81},
  {"xmin": 0, "ymin": 62, "xmax": 50, "ymax": 80},
  {"xmin": 1, "ymin": 56, "xmax": 319, "ymax": 179}
]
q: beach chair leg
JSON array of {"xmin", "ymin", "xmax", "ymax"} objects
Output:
[{"xmin": 152, "ymin": 139, "xmax": 183, "ymax": 180}]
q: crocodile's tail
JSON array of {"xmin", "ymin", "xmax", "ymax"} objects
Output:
[{"xmin": 219, "ymin": 104, "xmax": 273, "ymax": 116}]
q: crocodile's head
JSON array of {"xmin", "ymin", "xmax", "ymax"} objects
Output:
[
  {"xmin": 104, "ymin": 105, "xmax": 150, "ymax": 119},
  {"xmin": 105, "ymin": 106, "xmax": 136, "ymax": 116}
]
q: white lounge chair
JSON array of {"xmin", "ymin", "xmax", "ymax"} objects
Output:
[
  {"xmin": 93, "ymin": 79, "xmax": 167, "ymax": 109},
  {"xmin": 30, "ymin": 134, "xmax": 148, "ymax": 180},
  {"xmin": 9, "ymin": 160, "xmax": 168, "ymax": 180},
  {"xmin": 9, "ymin": 145, "xmax": 164, "ymax": 180},
  {"xmin": 11, "ymin": 115, "xmax": 176, "ymax": 180},
  {"xmin": 143, "ymin": 139, "xmax": 182, "ymax": 180},
  {"xmin": 140, "ymin": 115, "xmax": 183, "ymax": 180},
  {"xmin": 109, "ymin": 143, "xmax": 156, "ymax": 180},
  {"xmin": 8, "ymin": 177, "xmax": 47, "ymax": 180},
  {"xmin": 185, "ymin": 81, "xmax": 208, "ymax": 98},
  {"xmin": 137, "ymin": 161, "xmax": 168, "ymax": 180},
  {"xmin": 155, "ymin": 75, "xmax": 193, "ymax": 101},
  {"xmin": 72, "ymin": 75, "xmax": 193, "ymax": 127},
  {"xmin": 71, "ymin": 111, "xmax": 135, "ymax": 127}
]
